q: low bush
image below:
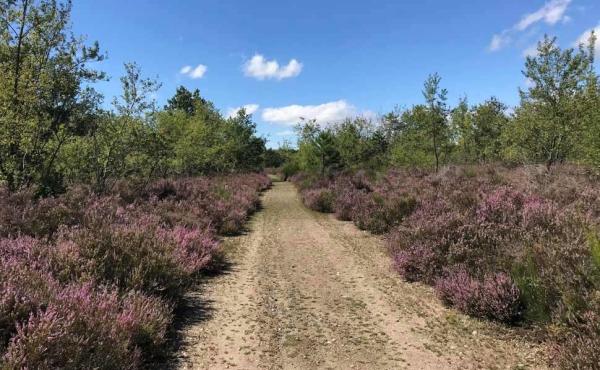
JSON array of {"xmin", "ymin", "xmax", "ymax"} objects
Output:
[
  {"xmin": 554, "ymin": 310, "xmax": 600, "ymax": 369},
  {"xmin": 3, "ymin": 284, "xmax": 170, "ymax": 369},
  {"xmin": 294, "ymin": 165, "xmax": 600, "ymax": 364},
  {"xmin": 435, "ymin": 268, "xmax": 521, "ymax": 323},
  {"xmin": 0, "ymin": 173, "xmax": 271, "ymax": 367},
  {"xmin": 302, "ymin": 188, "xmax": 335, "ymax": 213}
]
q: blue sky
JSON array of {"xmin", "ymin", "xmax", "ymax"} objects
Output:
[{"xmin": 71, "ymin": 0, "xmax": 600, "ymax": 147}]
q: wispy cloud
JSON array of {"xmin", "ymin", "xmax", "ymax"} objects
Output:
[
  {"xmin": 180, "ymin": 64, "xmax": 207, "ymax": 79},
  {"xmin": 489, "ymin": 0, "xmax": 572, "ymax": 52},
  {"xmin": 574, "ymin": 23, "xmax": 600, "ymax": 54},
  {"xmin": 244, "ymin": 54, "xmax": 303, "ymax": 80},
  {"xmin": 262, "ymin": 100, "xmax": 356, "ymax": 126},
  {"xmin": 516, "ymin": 0, "xmax": 572, "ymax": 31},
  {"xmin": 226, "ymin": 104, "xmax": 260, "ymax": 119}
]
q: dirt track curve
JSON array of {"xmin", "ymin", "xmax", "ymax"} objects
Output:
[{"xmin": 174, "ymin": 181, "xmax": 547, "ymax": 370}]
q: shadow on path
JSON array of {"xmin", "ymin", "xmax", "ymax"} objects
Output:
[{"xmin": 151, "ymin": 257, "xmax": 236, "ymax": 369}]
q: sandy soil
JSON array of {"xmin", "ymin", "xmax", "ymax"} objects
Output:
[{"xmin": 174, "ymin": 181, "xmax": 548, "ymax": 370}]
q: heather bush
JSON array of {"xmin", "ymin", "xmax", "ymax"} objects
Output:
[
  {"xmin": 333, "ymin": 186, "xmax": 365, "ymax": 221},
  {"xmin": 393, "ymin": 243, "xmax": 441, "ymax": 283},
  {"xmin": 555, "ymin": 310, "xmax": 600, "ymax": 369},
  {"xmin": 353, "ymin": 192, "xmax": 416, "ymax": 234},
  {"xmin": 303, "ymin": 188, "xmax": 335, "ymax": 213},
  {"xmin": 435, "ymin": 268, "xmax": 521, "ymax": 322},
  {"xmin": 3, "ymin": 284, "xmax": 170, "ymax": 369},
  {"xmin": 59, "ymin": 214, "xmax": 219, "ymax": 299},
  {"xmin": 0, "ymin": 174, "xmax": 270, "ymax": 366},
  {"xmin": 295, "ymin": 165, "xmax": 600, "ymax": 364},
  {"xmin": 0, "ymin": 186, "xmax": 90, "ymax": 239},
  {"xmin": 0, "ymin": 268, "xmax": 58, "ymax": 351},
  {"xmin": 435, "ymin": 268, "xmax": 480, "ymax": 315}
]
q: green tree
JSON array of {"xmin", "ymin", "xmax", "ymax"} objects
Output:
[
  {"xmin": 389, "ymin": 105, "xmax": 434, "ymax": 167},
  {"xmin": 157, "ymin": 94, "xmax": 265, "ymax": 175},
  {"xmin": 390, "ymin": 74, "xmax": 453, "ymax": 170},
  {"xmin": 578, "ymin": 32, "xmax": 600, "ymax": 169},
  {"xmin": 296, "ymin": 120, "xmax": 341, "ymax": 176},
  {"xmin": 451, "ymin": 96, "xmax": 474, "ymax": 163},
  {"xmin": 113, "ymin": 62, "xmax": 161, "ymax": 119},
  {"xmin": 58, "ymin": 63, "xmax": 165, "ymax": 191},
  {"xmin": 164, "ymin": 86, "xmax": 203, "ymax": 116},
  {"xmin": 471, "ymin": 97, "xmax": 508, "ymax": 162},
  {"xmin": 225, "ymin": 108, "xmax": 266, "ymax": 172},
  {"xmin": 0, "ymin": 0, "xmax": 105, "ymax": 193},
  {"xmin": 316, "ymin": 117, "xmax": 388, "ymax": 171},
  {"xmin": 511, "ymin": 35, "xmax": 593, "ymax": 168},
  {"xmin": 422, "ymin": 73, "xmax": 451, "ymax": 172}
]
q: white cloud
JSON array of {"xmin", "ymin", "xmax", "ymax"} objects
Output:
[
  {"xmin": 489, "ymin": 0, "xmax": 572, "ymax": 52},
  {"xmin": 516, "ymin": 0, "xmax": 572, "ymax": 31},
  {"xmin": 262, "ymin": 100, "xmax": 356, "ymax": 126},
  {"xmin": 226, "ymin": 104, "xmax": 260, "ymax": 119},
  {"xmin": 180, "ymin": 64, "xmax": 207, "ymax": 79},
  {"xmin": 574, "ymin": 24, "xmax": 600, "ymax": 54},
  {"xmin": 489, "ymin": 33, "xmax": 511, "ymax": 52},
  {"xmin": 244, "ymin": 54, "xmax": 303, "ymax": 80}
]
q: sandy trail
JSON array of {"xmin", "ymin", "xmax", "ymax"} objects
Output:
[{"xmin": 175, "ymin": 181, "xmax": 546, "ymax": 370}]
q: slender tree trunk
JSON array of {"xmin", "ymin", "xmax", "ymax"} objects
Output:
[
  {"xmin": 432, "ymin": 128, "xmax": 439, "ymax": 173},
  {"xmin": 12, "ymin": 0, "xmax": 29, "ymax": 103},
  {"xmin": 8, "ymin": 0, "xmax": 30, "ymax": 191}
]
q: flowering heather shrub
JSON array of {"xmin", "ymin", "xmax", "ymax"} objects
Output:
[
  {"xmin": 333, "ymin": 186, "xmax": 365, "ymax": 221},
  {"xmin": 135, "ymin": 174, "xmax": 270, "ymax": 235},
  {"xmin": 303, "ymin": 188, "xmax": 335, "ymax": 213},
  {"xmin": 60, "ymin": 215, "xmax": 219, "ymax": 299},
  {"xmin": 521, "ymin": 195, "xmax": 559, "ymax": 231},
  {"xmin": 478, "ymin": 272, "xmax": 522, "ymax": 322},
  {"xmin": 3, "ymin": 284, "xmax": 170, "ymax": 369},
  {"xmin": 393, "ymin": 243, "xmax": 441, "ymax": 283},
  {"xmin": 435, "ymin": 268, "xmax": 521, "ymax": 323},
  {"xmin": 435, "ymin": 268, "xmax": 480, "ymax": 315},
  {"xmin": 353, "ymin": 192, "xmax": 416, "ymax": 234},
  {"xmin": 0, "ymin": 186, "xmax": 91, "ymax": 238},
  {"xmin": 296, "ymin": 165, "xmax": 600, "ymax": 364},
  {"xmin": 554, "ymin": 310, "xmax": 600, "ymax": 369},
  {"xmin": 158, "ymin": 226, "xmax": 220, "ymax": 275},
  {"xmin": 0, "ymin": 247, "xmax": 59, "ymax": 350},
  {"xmin": 0, "ymin": 173, "xmax": 269, "ymax": 366},
  {"xmin": 476, "ymin": 186, "xmax": 524, "ymax": 225}
]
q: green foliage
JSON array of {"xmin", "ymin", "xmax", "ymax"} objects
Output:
[
  {"xmin": 0, "ymin": 2, "xmax": 267, "ymax": 194},
  {"xmin": 470, "ymin": 97, "xmax": 509, "ymax": 162},
  {"xmin": 386, "ymin": 74, "xmax": 454, "ymax": 170},
  {"xmin": 588, "ymin": 232, "xmax": 600, "ymax": 283},
  {"xmin": 295, "ymin": 120, "xmax": 341, "ymax": 176},
  {"xmin": 507, "ymin": 35, "xmax": 594, "ymax": 168},
  {"xmin": 389, "ymin": 105, "xmax": 438, "ymax": 168},
  {"xmin": 0, "ymin": 0, "xmax": 105, "ymax": 193},
  {"xmin": 451, "ymin": 96, "xmax": 474, "ymax": 163},
  {"xmin": 164, "ymin": 86, "xmax": 204, "ymax": 116},
  {"xmin": 157, "ymin": 105, "xmax": 265, "ymax": 176},
  {"xmin": 512, "ymin": 255, "xmax": 551, "ymax": 323},
  {"xmin": 333, "ymin": 117, "xmax": 388, "ymax": 170},
  {"xmin": 422, "ymin": 73, "xmax": 452, "ymax": 172}
]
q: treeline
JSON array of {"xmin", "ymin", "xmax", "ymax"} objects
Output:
[
  {"xmin": 0, "ymin": 0, "xmax": 266, "ymax": 195},
  {"xmin": 288, "ymin": 34, "xmax": 599, "ymax": 175}
]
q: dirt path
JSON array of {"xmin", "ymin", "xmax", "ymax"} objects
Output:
[{"xmin": 175, "ymin": 181, "xmax": 547, "ymax": 370}]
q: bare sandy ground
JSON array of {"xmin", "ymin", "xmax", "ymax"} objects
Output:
[{"xmin": 174, "ymin": 181, "xmax": 547, "ymax": 370}]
